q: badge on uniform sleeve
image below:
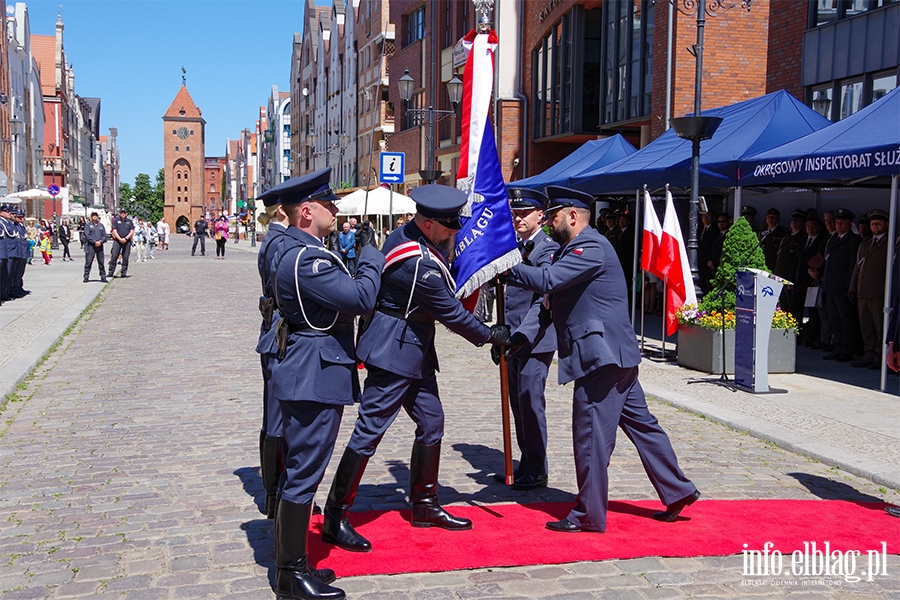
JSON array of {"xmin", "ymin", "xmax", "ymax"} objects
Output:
[
  {"xmin": 572, "ymin": 248, "xmax": 584, "ymax": 255},
  {"xmin": 312, "ymin": 258, "xmax": 331, "ymax": 273}
]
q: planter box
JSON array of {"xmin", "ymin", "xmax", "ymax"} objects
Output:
[{"xmin": 676, "ymin": 325, "xmax": 796, "ymax": 374}]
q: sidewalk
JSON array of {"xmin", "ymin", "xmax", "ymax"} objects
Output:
[
  {"xmin": 2, "ymin": 239, "xmax": 898, "ymax": 491},
  {"xmin": 0, "ymin": 253, "xmax": 107, "ymax": 400}
]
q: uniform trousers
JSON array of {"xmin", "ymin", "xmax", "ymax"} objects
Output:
[
  {"xmin": 84, "ymin": 245, "xmax": 106, "ymax": 280},
  {"xmin": 0, "ymin": 257, "xmax": 8, "ymax": 300},
  {"xmin": 507, "ymin": 351, "xmax": 553, "ymax": 476},
  {"xmin": 347, "ymin": 366, "xmax": 444, "ymax": 457},
  {"xmin": 108, "ymin": 241, "xmax": 131, "ymax": 275},
  {"xmin": 260, "ymin": 353, "xmax": 284, "ymax": 436},
  {"xmin": 278, "ymin": 400, "xmax": 343, "ymax": 505},
  {"xmin": 857, "ymin": 297, "xmax": 884, "ymax": 361},
  {"xmin": 825, "ymin": 291, "xmax": 858, "ymax": 354},
  {"xmin": 569, "ymin": 364, "xmax": 695, "ymax": 532},
  {"xmin": 11, "ymin": 257, "xmax": 25, "ymax": 294},
  {"xmin": 818, "ymin": 291, "xmax": 833, "ymax": 345}
]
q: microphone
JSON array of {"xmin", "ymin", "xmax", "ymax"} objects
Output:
[{"xmin": 522, "ymin": 240, "xmax": 536, "ymax": 265}]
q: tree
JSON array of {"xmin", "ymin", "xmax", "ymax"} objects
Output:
[
  {"xmin": 698, "ymin": 216, "xmax": 766, "ymax": 314},
  {"xmin": 119, "ymin": 183, "xmax": 133, "ymax": 211}
]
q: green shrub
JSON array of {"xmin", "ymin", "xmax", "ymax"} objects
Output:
[{"xmin": 699, "ymin": 216, "xmax": 766, "ymax": 313}]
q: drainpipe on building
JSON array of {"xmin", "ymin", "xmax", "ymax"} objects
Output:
[{"xmin": 514, "ymin": 0, "xmax": 528, "ymax": 178}]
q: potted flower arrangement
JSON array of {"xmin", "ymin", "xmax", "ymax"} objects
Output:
[{"xmin": 675, "ymin": 216, "xmax": 799, "ymax": 374}]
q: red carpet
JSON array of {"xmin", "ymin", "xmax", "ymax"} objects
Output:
[{"xmin": 308, "ymin": 500, "xmax": 898, "ymax": 576}]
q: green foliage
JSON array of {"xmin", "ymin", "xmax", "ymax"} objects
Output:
[
  {"xmin": 699, "ymin": 216, "xmax": 766, "ymax": 313},
  {"xmin": 121, "ymin": 173, "xmax": 163, "ymax": 223}
]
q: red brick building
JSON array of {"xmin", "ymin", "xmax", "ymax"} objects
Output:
[{"xmin": 162, "ymin": 85, "xmax": 205, "ymax": 232}]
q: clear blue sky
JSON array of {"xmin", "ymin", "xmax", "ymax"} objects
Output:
[{"xmin": 25, "ymin": 0, "xmax": 315, "ymax": 186}]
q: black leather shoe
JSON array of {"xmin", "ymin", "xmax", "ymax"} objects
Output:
[
  {"xmin": 511, "ymin": 473, "xmax": 548, "ymax": 490},
  {"xmin": 493, "ymin": 472, "xmax": 520, "ymax": 484},
  {"xmin": 654, "ymin": 490, "xmax": 701, "ymax": 522},
  {"xmin": 886, "ymin": 506, "xmax": 900, "ymax": 518},
  {"xmin": 411, "ymin": 504, "xmax": 473, "ymax": 530},
  {"xmin": 322, "ymin": 516, "xmax": 372, "ymax": 552},
  {"xmin": 546, "ymin": 519, "xmax": 584, "ymax": 533}
]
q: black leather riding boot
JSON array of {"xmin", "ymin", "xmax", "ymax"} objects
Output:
[
  {"xmin": 258, "ymin": 429, "xmax": 267, "ymax": 514},
  {"xmin": 409, "ymin": 442, "xmax": 472, "ymax": 530},
  {"xmin": 274, "ymin": 500, "xmax": 342, "ymax": 599},
  {"xmin": 322, "ymin": 448, "xmax": 372, "ymax": 552},
  {"xmin": 262, "ymin": 435, "xmax": 285, "ymax": 519}
]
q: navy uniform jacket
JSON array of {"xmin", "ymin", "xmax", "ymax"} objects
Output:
[
  {"xmin": 356, "ymin": 220, "xmax": 491, "ymax": 379},
  {"xmin": 0, "ymin": 217, "xmax": 12, "ymax": 260},
  {"xmin": 16, "ymin": 222, "xmax": 27, "ymax": 258},
  {"xmin": 759, "ymin": 225, "xmax": 789, "ymax": 271},
  {"xmin": 505, "ymin": 232, "xmax": 558, "ymax": 354},
  {"xmin": 255, "ymin": 223, "xmax": 288, "ymax": 357},
  {"xmin": 822, "ymin": 232, "xmax": 861, "ymax": 295},
  {"xmin": 83, "ymin": 222, "xmax": 107, "ymax": 246},
  {"xmin": 270, "ymin": 226, "xmax": 383, "ymax": 405},
  {"xmin": 507, "ymin": 227, "xmax": 641, "ymax": 384}
]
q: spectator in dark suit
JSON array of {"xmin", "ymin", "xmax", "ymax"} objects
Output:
[
  {"xmin": 759, "ymin": 208, "xmax": 790, "ymax": 273},
  {"xmin": 821, "ymin": 208, "xmax": 861, "ymax": 362},
  {"xmin": 697, "ymin": 211, "xmax": 718, "ymax": 294},
  {"xmin": 794, "ymin": 213, "xmax": 827, "ymax": 346},
  {"xmin": 709, "ymin": 214, "xmax": 731, "ymax": 276},
  {"xmin": 774, "ymin": 209, "xmax": 808, "ymax": 313},
  {"xmin": 614, "ymin": 210, "xmax": 635, "ymax": 296}
]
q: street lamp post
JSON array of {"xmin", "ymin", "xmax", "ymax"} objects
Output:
[
  {"xmin": 668, "ymin": 0, "xmax": 750, "ymax": 296},
  {"xmin": 398, "ymin": 69, "xmax": 463, "ymax": 184}
]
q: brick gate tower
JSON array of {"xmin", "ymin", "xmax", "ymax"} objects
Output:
[{"xmin": 162, "ymin": 84, "xmax": 205, "ymax": 233}]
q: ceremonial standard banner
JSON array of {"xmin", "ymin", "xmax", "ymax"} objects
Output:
[{"xmin": 452, "ymin": 28, "xmax": 519, "ymax": 300}]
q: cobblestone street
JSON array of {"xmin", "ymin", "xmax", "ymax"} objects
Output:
[{"xmin": 0, "ymin": 237, "xmax": 897, "ymax": 599}]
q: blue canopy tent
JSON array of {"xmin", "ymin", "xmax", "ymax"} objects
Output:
[
  {"xmin": 511, "ymin": 134, "xmax": 636, "ymax": 191},
  {"xmin": 739, "ymin": 85, "xmax": 900, "ymax": 392},
  {"xmin": 569, "ymin": 90, "xmax": 832, "ymax": 195}
]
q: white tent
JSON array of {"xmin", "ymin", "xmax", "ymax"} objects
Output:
[
  {"xmin": 7, "ymin": 188, "xmax": 54, "ymax": 200},
  {"xmin": 337, "ymin": 186, "xmax": 416, "ymax": 216}
]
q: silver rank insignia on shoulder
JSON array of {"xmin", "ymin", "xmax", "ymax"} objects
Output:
[{"xmin": 420, "ymin": 271, "xmax": 440, "ymax": 282}]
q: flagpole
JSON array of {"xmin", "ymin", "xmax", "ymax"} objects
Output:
[
  {"xmin": 494, "ymin": 278, "xmax": 514, "ymax": 484},
  {"xmin": 631, "ymin": 189, "xmax": 641, "ymax": 331},
  {"xmin": 640, "ymin": 271, "xmax": 646, "ymax": 353},
  {"xmin": 662, "ymin": 277, "xmax": 668, "ymax": 359}
]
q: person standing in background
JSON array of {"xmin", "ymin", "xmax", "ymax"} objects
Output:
[
  {"xmin": 83, "ymin": 212, "xmax": 108, "ymax": 283},
  {"xmin": 108, "ymin": 208, "xmax": 135, "ymax": 277},
  {"xmin": 59, "ymin": 219, "xmax": 72, "ymax": 262},
  {"xmin": 214, "ymin": 216, "xmax": 229, "ymax": 259}
]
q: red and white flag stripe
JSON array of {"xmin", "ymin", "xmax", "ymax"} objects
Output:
[
  {"xmin": 660, "ymin": 190, "xmax": 697, "ymax": 336},
  {"xmin": 641, "ymin": 190, "xmax": 665, "ymax": 281}
]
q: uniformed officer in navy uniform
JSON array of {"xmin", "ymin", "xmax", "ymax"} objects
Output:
[
  {"xmin": 0, "ymin": 202, "xmax": 14, "ymax": 303},
  {"xmin": 505, "ymin": 186, "xmax": 699, "ymax": 533},
  {"xmin": 254, "ymin": 184, "xmax": 292, "ymax": 519},
  {"xmin": 321, "ymin": 184, "xmax": 512, "ymax": 553},
  {"xmin": 82, "ymin": 212, "xmax": 108, "ymax": 283},
  {"xmin": 268, "ymin": 169, "xmax": 384, "ymax": 600},
  {"xmin": 108, "ymin": 208, "xmax": 134, "ymax": 278},
  {"xmin": 495, "ymin": 187, "xmax": 558, "ymax": 490},
  {"xmin": 11, "ymin": 208, "xmax": 29, "ymax": 298}
]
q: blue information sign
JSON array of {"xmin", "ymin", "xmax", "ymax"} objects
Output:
[{"xmin": 379, "ymin": 152, "xmax": 405, "ymax": 184}]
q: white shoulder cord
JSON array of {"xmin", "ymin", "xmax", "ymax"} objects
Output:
[{"xmin": 292, "ymin": 246, "xmax": 345, "ymax": 331}]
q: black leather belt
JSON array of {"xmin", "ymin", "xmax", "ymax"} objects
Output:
[
  {"xmin": 377, "ymin": 306, "xmax": 432, "ymax": 322},
  {"xmin": 286, "ymin": 322, "xmax": 354, "ymax": 335}
]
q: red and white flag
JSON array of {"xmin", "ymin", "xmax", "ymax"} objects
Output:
[
  {"xmin": 641, "ymin": 190, "xmax": 665, "ymax": 281},
  {"xmin": 659, "ymin": 190, "xmax": 697, "ymax": 336}
]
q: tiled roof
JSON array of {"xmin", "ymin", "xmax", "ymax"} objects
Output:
[
  {"xmin": 163, "ymin": 85, "xmax": 203, "ymax": 120},
  {"xmin": 31, "ymin": 35, "xmax": 56, "ymax": 95}
]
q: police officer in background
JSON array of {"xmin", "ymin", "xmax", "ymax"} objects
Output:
[
  {"xmin": 268, "ymin": 169, "xmax": 384, "ymax": 600},
  {"xmin": 322, "ymin": 184, "xmax": 512, "ymax": 554},
  {"xmin": 506, "ymin": 186, "xmax": 699, "ymax": 533},
  {"xmin": 494, "ymin": 187, "xmax": 558, "ymax": 490},
  {"xmin": 0, "ymin": 203, "xmax": 14, "ymax": 303},
  {"xmin": 253, "ymin": 188, "xmax": 292, "ymax": 519},
  {"xmin": 192, "ymin": 215, "xmax": 209, "ymax": 256},
  {"xmin": 108, "ymin": 208, "xmax": 134, "ymax": 278},
  {"xmin": 83, "ymin": 212, "xmax": 108, "ymax": 283},
  {"xmin": 11, "ymin": 208, "xmax": 29, "ymax": 298}
]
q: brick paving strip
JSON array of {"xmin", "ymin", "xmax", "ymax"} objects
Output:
[{"xmin": 0, "ymin": 237, "xmax": 897, "ymax": 599}]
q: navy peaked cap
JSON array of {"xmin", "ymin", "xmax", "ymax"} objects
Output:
[
  {"xmin": 867, "ymin": 209, "xmax": 889, "ymax": 221},
  {"xmin": 411, "ymin": 184, "xmax": 467, "ymax": 230},
  {"xmin": 833, "ymin": 208, "xmax": 854, "ymax": 221},
  {"xmin": 507, "ymin": 187, "xmax": 549, "ymax": 210},
  {"xmin": 790, "ymin": 209, "xmax": 807, "ymax": 221},
  {"xmin": 545, "ymin": 186, "xmax": 593, "ymax": 212},
  {"xmin": 260, "ymin": 168, "xmax": 338, "ymax": 207},
  {"xmin": 741, "ymin": 205, "xmax": 758, "ymax": 216}
]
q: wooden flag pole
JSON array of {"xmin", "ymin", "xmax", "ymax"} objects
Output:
[
  {"xmin": 662, "ymin": 277, "xmax": 668, "ymax": 359},
  {"xmin": 494, "ymin": 277, "xmax": 514, "ymax": 485}
]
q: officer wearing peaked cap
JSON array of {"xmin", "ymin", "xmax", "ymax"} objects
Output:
[
  {"xmin": 322, "ymin": 184, "xmax": 513, "ymax": 554},
  {"xmin": 822, "ymin": 207, "xmax": 861, "ymax": 362},
  {"xmin": 254, "ymin": 181, "xmax": 293, "ymax": 520},
  {"xmin": 267, "ymin": 167, "xmax": 384, "ymax": 600},
  {"xmin": 0, "ymin": 203, "xmax": 13, "ymax": 304},
  {"xmin": 505, "ymin": 185, "xmax": 698, "ymax": 533},
  {"xmin": 494, "ymin": 187, "xmax": 558, "ymax": 490}
]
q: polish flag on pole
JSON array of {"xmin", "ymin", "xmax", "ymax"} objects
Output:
[
  {"xmin": 659, "ymin": 190, "xmax": 697, "ymax": 336},
  {"xmin": 641, "ymin": 190, "xmax": 665, "ymax": 281}
]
